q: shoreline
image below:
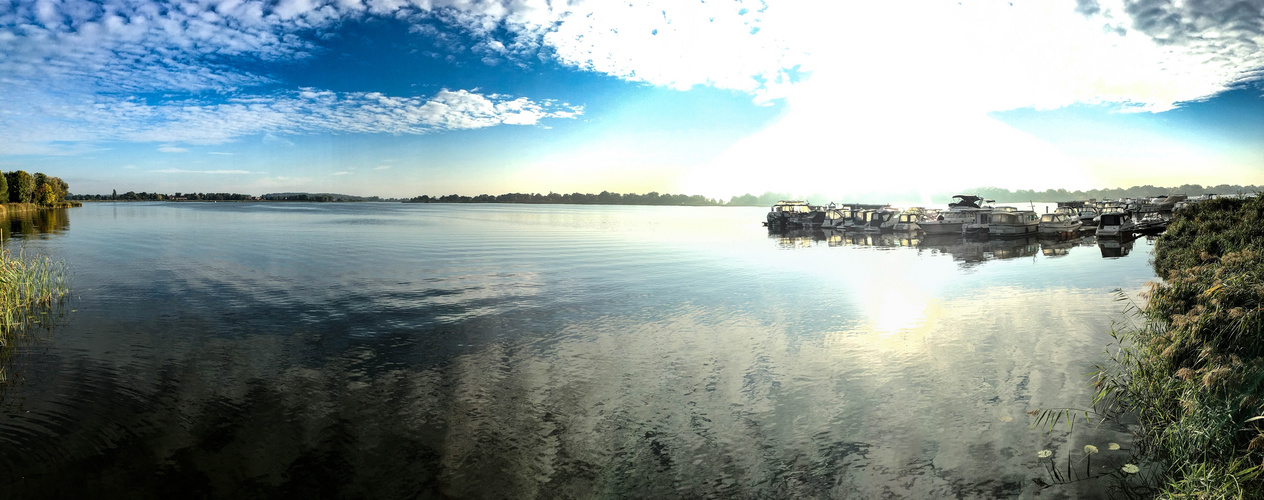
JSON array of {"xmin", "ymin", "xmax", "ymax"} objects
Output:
[{"xmin": 1097, "ymin": 194, "xmax": 1264, "ymax": 496}]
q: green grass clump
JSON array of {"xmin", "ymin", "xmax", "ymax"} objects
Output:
[
  {"xmin": 0, "ymin": 248, "xmax": 70, "ymax": 347},
  {"xmin": 1094, "ymin": 194, "xmax": 1264, "ymax": 498},
  {"xmin": 0, "ymin": 248, "xmax": 70, "ymax": 384}
]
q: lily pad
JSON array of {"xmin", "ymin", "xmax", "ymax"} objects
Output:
[{"xmin": 1122, "ymin": 464, "xmax": 1139, "ymax": 474}]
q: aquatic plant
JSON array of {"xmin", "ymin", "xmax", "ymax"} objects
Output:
[
  {"xmin": 1090, "ymin": 194, "xmax": 1264, "ymax": 497},
  {"xmin": 0, "ymin": 248, "xmax": 70, "ymax": 385},
  {"xmin": 0, "ymin": 248, "xmax": 70, "ymax": 345}
]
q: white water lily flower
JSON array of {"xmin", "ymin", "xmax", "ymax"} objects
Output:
[
  {"xmin": 1084, "ymin": 445, "xmax": 1099, "ymax": 454},
  {"xmin": 1108, "ymin": 443, "xmax": 1120, "ymax": 450},
  {"xmin": 1122, "ymin": 464, "xmax": 1139, "ymax": 474},
  {"xmin": 1037, "ymin": 450, "xmax": 1052, "ymax": 458}
]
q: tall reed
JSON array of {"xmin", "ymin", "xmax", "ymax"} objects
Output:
[{"xmin": 0, "ymin": 248, "xmax": 70, "ymax": 345}]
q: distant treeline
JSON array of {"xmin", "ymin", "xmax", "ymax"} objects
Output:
[
  {"xmin": 69, "ymin": 191, "xmax": 253, "ymax": 201},
  {"xmin": 262, "ymin": 193, "xmax": 386, "ymax": 202},
  {"xmin": 966, "ymin": 184, "xmax": 1261, "ymax": 203},
  {"xmin": 407, "ymin": 192, "xmax": 721, "ymax": 206},
  {"xmin": 67, "ymin": 191, "xmax": 393, "ymax": 202},
  {"xmin": 724, "ymin": 183, "xmax": 1264, "ymax": 206},
  {"xmin": 3, "ymin": 170, "xmax": 70, "ymax": 206}
]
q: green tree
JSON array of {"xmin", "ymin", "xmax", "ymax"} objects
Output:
[
  {"xmin": 7, "ymin": 171, "xmax": 34, "ymax": 204},
  {"xmin": 35, "ymin": 183, "xmax": 55, "ymax": 206},
  {"xmin": 0, "ymin": 173, "xmax": 7, "ymax": 204}
]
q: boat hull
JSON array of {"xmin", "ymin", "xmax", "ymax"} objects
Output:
[
  {"xmin": 989, "ymin": 224, "xmax": 1039, "ymax": 237},
  {"xmin": 920, "ymin": 222, "xmax": 963, "ymax": 234}
]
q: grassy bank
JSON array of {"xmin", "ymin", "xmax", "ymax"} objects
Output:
[{"xmin": 1096, "ymin": 195, "xmax": 1264, "ymax": 497}]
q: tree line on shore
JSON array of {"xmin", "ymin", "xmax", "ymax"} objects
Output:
[
  {"xmin": 727, "ymin": 183, "xmax": 1263, "ymax": 207},
  {"xmin": 2, "ymin": 171, "xmax": 70, "ymax": 207},
  {"xmin": 406, "ymin": 183, "xmax": 1260, "ymax": 208},
  {"xmin": 68, "ymin": 191, "xmax": 253, "ymax": 201},
  {"xmin": 406, "ymin": 192, "xmax": 721, "ymax": 205},
  {"xmin": 67, "ymin": 191, "xmax": 389, "ymax": 202}
]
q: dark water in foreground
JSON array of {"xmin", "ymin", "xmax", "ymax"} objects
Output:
[{"xmin": 0, "ymin": 203, "xmax": 1158, "ymax": 498}]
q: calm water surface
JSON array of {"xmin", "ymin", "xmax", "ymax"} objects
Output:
[{"xmin": 0, "ymin": 203, "xmax": 1158, "ymax": 498}]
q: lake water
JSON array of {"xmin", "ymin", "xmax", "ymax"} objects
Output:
[{"xmin": 0, "ymin": 203, "xmax": 1158, "ymax": 498}]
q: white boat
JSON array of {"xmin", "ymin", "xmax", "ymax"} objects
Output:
[
  {"xmin": 1137, "ymin": 194, "xmax": 1186, "ymax": 213},
  {"xmin": 1096, "ymin": 211, "xmax": 1134, "ymax": 238},
  {"xmin": 892, "ymin": 211, "xmax": 924, "ymax": 232},
  {"xmin": 964, "ymin": 206, "xmax": 1015, "ymax": 235},
  {"xmin": 1038, "ymin": 213, "xmax": 1083, "ymax": 235},
  {"xmin": 1076, "ymin": 207, "xmax": 1100, "ymax": 229},
  {"xmin": 766, "ymin": 200, "xmax": 811, "ymax": 229},
  {"xmin": 989, "ymin": 210, "xmax": 1039, "ymax": 237},
  {"xmin": 859, "ymin": 208, "xmax": 899, "ymax": 233},
  {"xmin": 921, "ymin": 195, "xmax": 985, "ymax": 235}
]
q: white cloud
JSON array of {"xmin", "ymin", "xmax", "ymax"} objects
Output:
[
  {"xmin": 0, "ymin": 87, "xmax": 581, "ymax": 149},
  {"xmin": 331, "ymin": 171, "xmax": 351, "ymax": 175},
  {"xmin": 373, "ymin": 165, "xmax": 391, "ymax": 170}
]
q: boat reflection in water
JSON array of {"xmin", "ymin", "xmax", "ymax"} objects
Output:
[
  {"xmin": 769, "ymin": 228, "xmax": 1127, "ymax": 264},
  {"xmin": 1099, "ymin": 236, "xmax": 1137, "ymax": 258},
  {"xmin": 769, "ymin": 228, "xmax": 922, "ymax": 249},
  {"xmin": 916, "ymin": 234, "xmax": 1044, "ymax": 266}
]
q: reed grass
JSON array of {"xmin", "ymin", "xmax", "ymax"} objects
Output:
[
  {"xmin": 1087, "ymin": 194, "xmax": 1264, "ymax": 498},
  {"xmin": 0, "ymin": 248, "xmax": 70, "ymax": 344},
  {"xmin": 0, "ymin": 248, "xmax": 70, "ymax": 385}
]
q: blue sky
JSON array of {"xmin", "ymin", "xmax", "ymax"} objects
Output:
[{"xmin": 1, "ymin": 0, "xmax": 1262, "ymax": 199}]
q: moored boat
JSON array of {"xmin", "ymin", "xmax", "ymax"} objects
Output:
[
  {"xmin": 988, "ymin": 210, "xmax": 1039, "ymax": 237},
  {"xmin": 1096, "ymin": 211, "xmax": 1135, "ymax": 238},
  {"xmin": 921, "ymin": 195, "xmax": 985, "ymax": 235},
  {"xmin": 766, "ymin": 200, "xmax": 811, "ymax": 229},
  {"xmin": 1038, "ymin": 213, "xmax": 1083, "ymax": 235}
]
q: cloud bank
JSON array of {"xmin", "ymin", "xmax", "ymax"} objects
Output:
[{"xmin": 3, "ymin": 0, "xmax": 1262, "ymax": 154}]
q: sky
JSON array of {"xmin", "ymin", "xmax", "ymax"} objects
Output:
[{"xmin": 1, "ymin": 0, "xmax": 1262, "ymax": 199}]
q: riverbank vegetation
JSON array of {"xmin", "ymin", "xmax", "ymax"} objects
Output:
[
  {"xmin": 1094, "ymin": 194, "xmax": 1264, "ymax": 497},
  {"xmin": 2, "ymin": 170, "xmax": 76, "ymax": 208},
  {"xmin": 0, "ymin": 249, "xmax": 71, "ymax": 382}
]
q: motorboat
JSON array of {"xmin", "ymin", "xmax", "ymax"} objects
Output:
[
  {"xmin": 1038, "ymin": 213, "xmax": 1083, "ymax": 235},
  {"xmin": 921, "ymin": 195, "xmax": 985, "ymax": 235},
  {"xmin": 892, "ymin": 210, "xmax": 925, "ymax": 233},
  {"xmin": 964, "ymin": 206, "xmax": 1015, "ymax": 235},
  {"xmin": 1076, "ymin": 206, "xmax": 1100, "ymax": 229},
  {"xmin": 766, "ymin": 201, "xmax": 811, "ymax": 229},
  {"xmin": 1096, "ymin": 211, "xmax": 1135, "ymax": 238},
  {"xmin": 989, "ymin": 210, "xmax": 1040, "ymax": 237},
  {"xmin": 821, "ymin": 204, "xmax": 852, "ymax": 230},
  {"xmin": 859, "ymin": 207, "xmax": 900, "ymax": 233},
  {"xmin": 1137, "ymin": 194, "xmax": 1186, "ymax": 213}
]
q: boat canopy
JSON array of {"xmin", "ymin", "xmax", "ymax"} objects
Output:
[{"xmin": 948, "ymin": 195, "xmax": 984, "ymax": 208}]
